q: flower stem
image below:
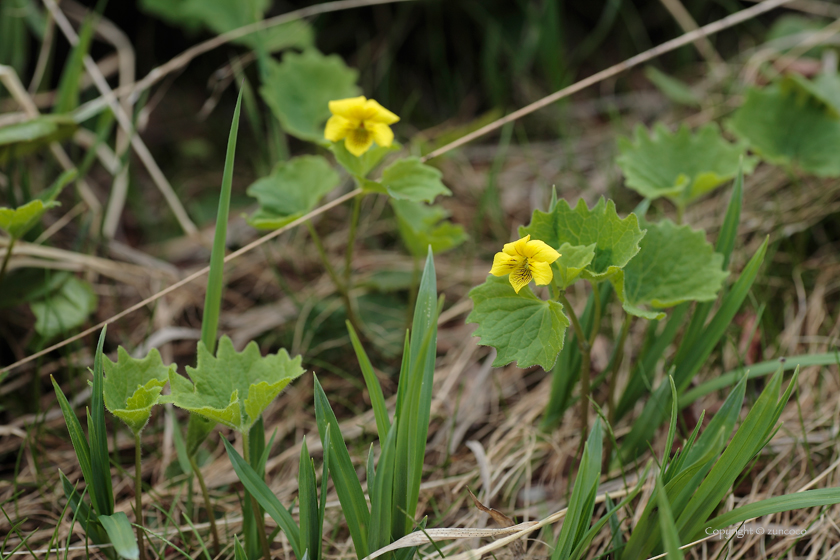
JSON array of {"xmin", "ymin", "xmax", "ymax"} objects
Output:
[
  {"xmin": 134, "ymin": 433, "xmax": 147, "ymax": 560},
  {"xmin": 242, "ymin": 430, "xmax": 272, "ymax": 560},
  {"xmin": 306, "ymin": 220, "xmax": 364, "ymax": 338},
  {"xmin": 0, "ymin": 238, "xmax": 16, "ymax": 286},
  {"xmin": 558, "ymin": 291, "xmax": 591, "ymax": 441},
  {"xmin": 343, "ymin": 194, "xmax": 362, "ymax": 287},
  {"xmin": 189, "ymin": 455, "xmax": 220, "ymax": 555}
]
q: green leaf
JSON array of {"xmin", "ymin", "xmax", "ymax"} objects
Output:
[
  {"xmin": 467, "ymin": 275, "xmax": 569, "ymax": 369},
  {"xmin": 347, "ymin": 322, "xmax": 390, "ymax": 444},
  {"xmin": 727, "ymin": 83, "xmax": 840, "ymax": 176},
  {"xmin": 298, "ymin": 437, "xmax": 321, "ymax": 560},
  {"xmin": 103, "ymin": 347, "xmax": 173, "ymax": 435},
  {"xmin": 520, "ymin": 197, "xmax": 645, "ymax": 283},
  {"xmin": 391, "ymin": 199, "xmax": 467, "ymax": 257},
  {"xmin": 0, "ymin": 199, "xmax": 58, "ymax": 240},
  {"xmin": 54, "ymin": 14, "xmax": 96, "ymax": 114},
  {"xmin": 52, "ymin": 378, "xmax": 94, "ymax": 508},
  {"xmin": 655, "ymin": 479, "xmax": 684, "ymax": 560},
  {"xmin": 373, "ymin": 157, "xmax": 451, "ymax": 203},
  {"xmin": 246, "ymin": 155, "xmax": 340, "ymax": 230},
  {"xmin": 164, "ymin": 336, "xmax": 304, "ymax": 432},
  {"xmin": 330, "ymin": 141, "xmax": 399, "ymax": 179},
  {"xmin": 784, "ymin": 73, "xmax": 840, "ymax": 118},
  {"xmin": 260, "ymin": 51, "xmax": 359, "ymax": 142},
  {"xmin": 553, "ymin": 242, "xmax": 596, "ymax": 289},
  {"xmin": 0, "ymin": 115, "xmax": 77, "ymax": 163},
  {"xmin": 89, "ymin": 327, "xmax": 114, "ymax": 517},
  {"xmin": 617, "ymin": 123, "xmax": 754, "ymax": 205},
  {"xmin": 616, "ymin": 220, "xmax": 728, "ymax": 319},
  {"xmin": 644, "ymin": 66, "xmax": 701, "ymax": 107},
  {"xmin": 98, "ymin": 512, "xmax": 139, "ymax": 560},
  {"xmin": 29, "ymin": 275, "xmax": 97, "ymax": 340}
]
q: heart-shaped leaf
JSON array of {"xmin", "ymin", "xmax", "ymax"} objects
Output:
[
  {"xmin": 164, "ymin": 336, "xmax": 304, "ymax": 433},
  {"xmin": 467, "ymin": 275, "xmax": 569, "ymax": 370},
  {"xmin": 727, "ymin": 83, "xmax": 840, "ymax": 176},
  {"xmin": 391, "ymin": 199, "xmax": 466, "ymax": 257},
  {"xmin": 617, "ymin": 123, "xmax": 755, "ymax": 205},
  {"xmin": 260, "ymin": 51, "xmax": 359, "ymax": 142},
  {"xmin": 365, "ymin": 157, "xmax": 452, "ymax": 203},
  {"xmin": 246, "ymin": 155, "xmax": 339, "ymax": 230},
  {"xmin": 615, "ymin": 220, "xmax": 728, "ymax": 319},
  {"xmin": 330, "ymin": 141, "xmax": 399, "ymax": 179},
  {"xmin": 103, "ymin": 347, "xmax": 174, "ymax": 434},
  {"xmin": 520, "ymin": 197, "xmax": 645, "ymax": 283},
  {"xmin": 30, "ymin": 275, "xmax": 97, "ymax": 340}
]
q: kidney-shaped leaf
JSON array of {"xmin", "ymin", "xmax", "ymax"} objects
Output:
[
  {"xmin": 163, "ymin": 336, "xmax": 304, "ymax": 432},
  {"xmin": 365, "ymin": 157, "xmax": 451, "ymax": 203},
  {"xmin": 30, "ymin": 275, "xmax": 97, "ymax": 340},
  {"xmin": 246, "ymin": 155, "xmax": 339, "ymax": 230},
  {"xmin": 260, "ymin": 51, "xmax": 359, "ymax": 142},
  {"xmin": 392, "ymin": 199, "xmax": 466, "ymax": 257},
  {"xmin": 727, "ymin": 83, "xmax": 840, "ymax": 177},
  {"xmin": 103, "ymin": 347, "xmax": 174, "ymax": 434},
  {"xmin": 617, "ymin": 123, "xmax": 754, "ymax": 204},
  {"xmin": 467, "ymin": 275, "xmax": 569, "ymax": 370},
  {"xmin": 520, "ymin": 197, "xmax": 645, "ymax": 283},
  {"xmin": 617, "ymin": 220, "xmax": 728, "ymax": 319}
]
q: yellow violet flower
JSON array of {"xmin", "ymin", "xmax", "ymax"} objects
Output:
[
  {"xmin": 324, "ymin": 96, "xmax": 399, "ymax": 156},
  {"xmin": 490, "ymin": 235, "xmax": 561, "ymax": 294}
]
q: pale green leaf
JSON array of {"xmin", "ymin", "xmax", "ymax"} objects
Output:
[
  {"xmin": 330, "ymin": 141, "xmax": 399, "ymax": 179},
  {"xmin": 784, "ymin": 73, "xmax": 840, "ymax": 118},
  {"xmin": 30, "ymin": 275, "xmax": 97, "ymax": 339},
  {"xmin": 617, "ymin": 220, "xmax": 728, "ymax": 319},
  {"xmin": 0, "ymin": 199, "xmax": 58, "ymax": 240},
  {"xmin": 376, "ymin": 157, "xmax": 451, "ymax": 203},
  {"xmin": 103, "ymin": 347, "xmax": 174, "ymax": 434},
  {"xmin": 727, "ymin": 83, "xmax": 840, "ymax": 176},
  {"xmin": 0, "ymin": 115, "xmax": 77, "ymax": 163},
  {"xmin": 467, "ymin": 275, "xmax": 569, "ymax": 369},
  {"xmin": 246, "ymin": 155, "xmax": 339, "ymax": 230},
  {"xmin": 520, "ymin": 197, "xmax": 645, "ymax": 283},
  {"xmin": 164, "ymin": 336, "xmax": 304, "ymax": 432},
  {"xmin": 260, "ymin": 51, "xmax": 359, "ymax": 142},
  {"xmin": 391, "ymin": 199, "xmax": 466, "ymax": 257},
  {"xmin": 617, "ymin": 123, "xmax": 755, "ymax": 204},
  {"xmin": 553, "ymin": 242, "xmax": 596, "ymax": 289},
  {"xmin": 98, "ymin": 512, "xmax": 139, "ymax": 560}
]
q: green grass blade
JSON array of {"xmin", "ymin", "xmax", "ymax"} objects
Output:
[
  {"xmin": 201, "ymin": 88, "xmax": 243, "ymax": 355},
  {"xmin": 347, "ymin": 321, "xmax": 390, "ymax": 443},
  {"xmin": 318, "ymin": 428, "xmax": 330, "ymax": 560},
  {"xmin": 234, "ymin": 536, "xmax": 247, "ymax": 560},
  {"xmin": 89, "ymin": 326, "xmax": 114, "ymax": 516},
  {"xmin": 702, "ymin": 487, "xmax": 840, "ymax": 538},
  {"xmin": 54, "ymin": 14, "xmax": 96, "ymax": 114},
  {"xmin": 40, "ymin": 169, "xmax": 77, "ymax": 204},
  {"xmin": 313, "ymin": 375, "xmax": 370, "ymax": 559},
  {"xmin": 662, "ymin": 376, "xmax": 678, "ymax": 475},
  {"xmin": 393, "ymin": 249, "xmax": 438, "ymax": 538},
  {"xmin": 299, "ymin": 437, "xmax": 320, "ymax": 560},
  {"xmin": 60, "ymin": 472, "xmax": 108, "ymax": 546},
  {"xmin": 98, "ymin": 512, "xmax": 139, "ymax": 560},
  {"xmin": 52, "ymin": 380, "xmax": 93, "ymax": 503},
  {"xmin": 369, "ymin": 421, "xmax": 398, "ymax": 554},
  {"xmin": 222, "ymin": 438, "xmax": 302, "ymax": 558},
  {"xmin": 655, "ymin": 478, "xmax": 684, "ymax": 560}
]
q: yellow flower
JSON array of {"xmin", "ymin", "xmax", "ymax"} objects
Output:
[
  {"xmin": 490, "ymin": 235, "xmax": 561, "ymax": 294},
  {"xmin": 324, "ymin": 96, "xmax": 399, "ymax": 156}
]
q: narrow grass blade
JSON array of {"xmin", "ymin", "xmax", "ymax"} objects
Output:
[
  {"xmin": 313, "ymin": 375, "xmax": 370, "ymax": 559},
  {"xmin": 40, "ymin": 169, "xmax": 77, "ymax": 204},
  {"xmin": 318, "ymin": 428, "xmax": 330, "ymax": 560},
  {"xmin": 222, "ymin": 438, "xmax": 302, "ymax": 559},
  {"xmin": 234, "ymin": 536, "xmax": 247, "ymax": 560},
  {"xmin": 54, "ymin": 14, "xmax": 96, "ymax": 113},
  {"xmin": 201, "ymin": 88, "xmax": 243, "ymax": 354},
  {"xmin": 299, "ymin": 437, "xmax": 320, "ymax": 560},
  {"xmin": 347, "ymin": 321, "xmax": 390, "ymax": 443},
  {"xmin": 98, "ymin": 512, "xmax": 139, "ymax": 560},
  {"xmin": 655, "ymin": 479, "xmax": 684, "ymax": 560},
  {"xmin": 662, "ymin": 377, "xmax": 678, "ymax": 475},
  {"xmin": 89, "ymin": 326, "xmax": 114, "ymax": 516},
  {"xmin": 369, "ymin": 422, "xmax": 398, "ymax": 554},
  {"xmin": 60, "ymin": 472, "xmax": 108, "ymax": 546},
  {"xmin": 52, "ymin": 380, "xmax": 93, "ymax": 504}
]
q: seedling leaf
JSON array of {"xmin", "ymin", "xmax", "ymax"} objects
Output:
[
  {"xmin": 467, "ymin": 275, "xmax": 569, "ymax": 369},
  {"xmin": 103, "ymin": 347, "xmax": 173, "ymax": 434},
  {"xmin": 164, "ymin": 336, "xmax": 304, "ymax": 432}
]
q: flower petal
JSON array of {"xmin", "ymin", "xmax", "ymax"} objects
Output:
[
  {"xmin": 512, "ymin": 235, "xmax": 532, "ymax": 257},
  {"xmin": 344, "ymin": 127, "xmax": 374, "ymax": 156},
  {"xmin": 490, "ymin": 252, "xmax": 520, "ymax": 276},
  {"xmin": 523, "ymin": 239, "xmax": 561, "ymax": 263},
  {"xmin": 368, "ymin": 122, "xmax": 394, "ymax": 148},
  {"xmin": 329, "ymin": 97, "xmax": 368, "ymax": 119},
  {"xmin": 530, "ymin": 261, "xmax": 554, "ymax": 285},
  {"xmin": 508, "ymin": 263, "xmax": 533, "ymax": 294},
  {"xmin": 364, "ymin": 99, "xmax": 400, "ymax": 124},
  {"xmin": 324, "ymin": 115, "xmax": 354, "ymax": 142}
]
